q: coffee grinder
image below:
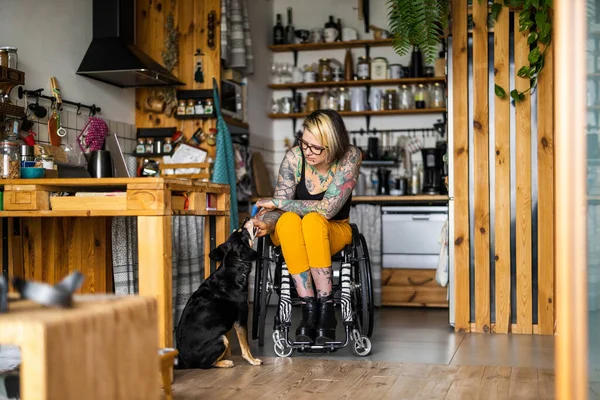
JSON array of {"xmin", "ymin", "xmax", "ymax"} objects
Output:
[{"xmin": 421, "ymin": 148, "xmax": 443, "ymax": 194}]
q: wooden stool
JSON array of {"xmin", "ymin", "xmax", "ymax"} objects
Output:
[
  {"xmin": 159, "ymin": 348, "xmax": 178, "ymax": 400},
  {"xmin": 0, "ymin": 295, "xmax": 160, "ymax": 400}
]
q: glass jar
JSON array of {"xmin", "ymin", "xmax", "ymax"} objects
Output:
[
  {"xmin": 194, "ymin": 100, "xmax": 204, "ymax": 114},
  {"xmin": 136, "ymin": 138, "xmax": 146, "ymax": 154},
  {"xmin": 430, "ymin": 82, "xmax": 446, "ymax": 108},
  {"xmin": 357, "ymin": 56, "xmax": 370, "ymax": 80},
  {"xmin": 0, "ymin": 49, "xmax": 7, "ymax": 68},
  {"xmin": 145, "ymin": 138, "xmax": 155, "ymax": 154},
  {"xmin": 40, "ymin": 154, "xmax": 54, "ymax": 170},
  {"xmin": 306, "ymin": 92, "xmax": 320, "ymax": 113},
  {"xmin": 163, "ymin": 138, "xmax": 173, "ymax": 154},
  {"xmin": 321, "ymin": 89, "xmax": 339, "ymax": 110},
  {"xmin": 280, "ymin": 97, "xmax": 293, "ymax": 114},
  {"xmin": 0, "ymin": 141, "xmax": 20, "ymax": 179},
  {"xmin": 204, "ymin": 99, "xmax": 214, "ymax": 114},
  {"xmin": 414, "ymin": 84, "xmax": 428, "ymax": 109},
  {"xmin": 318, "ymin": 58, "xmax": 332, "ymax": 82},
  {"xmin": 177, "ymin": 100, "xmax": 186, "ymax": 115},
  {"xmin": 398, "ymin": 84, "xmax": 414, "ymax": 109},
  {"xmin": 370, "ymin": 57, "xmax": 388, "ymax": 80},
  {"xmin": 186, "ymin": 100, "xmax": 195, "ymax": 115},
  {"xmin": 0, "ymin": 47, "xmax": 18, "ymax": 69},
  {"xmin": 383, "ymin": 89, "xmax": 398, "ymax": 110},
  {"xmin": 338, "ymin": 87, "xmax": 351, "ymax": 111}
]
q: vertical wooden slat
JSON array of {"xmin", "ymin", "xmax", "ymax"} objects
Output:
[
  {"xmin": 514, "ymin": 16, "xmax": 533, "ymax": 334},
  {"xmin": 452, "ymin": 0, "xmax": 471, "ymax": 332},
  {"xmin": 493, "ymin": 4, "xmax": 511, "ymax": 334},
  {"xmin": 473, "ymin": 0, "xmax": 491, "ymax": 333},
  {"xmin": 537, "ymin": 39, "xmax": 555, "ymax": 335}
]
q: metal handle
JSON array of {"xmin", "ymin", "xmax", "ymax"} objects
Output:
[{"xmin": 411, "ymin": 215, "xmax": 431, "ymax": 220}]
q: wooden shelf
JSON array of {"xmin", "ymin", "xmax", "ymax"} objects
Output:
[
  {"xmin": 268, "ymin": 39, "xmax": 393, "ymax": 53},
  {"xmin": 223, "ymin": 115, "xmax": 249, "ymax": 129},
  {"xmin": 268, "ymin": 108, "xmax": 446, "ymax": 119},
  {"xmin": 174, "ymin": 113, "xmax": 214, "ymax": 120},
  {"xmin": 352, "ymin": 195, "xmax": 449, "ymax": 203},
  {"xmin": 268, "ymin": 77, "xmax": 445, "ymax": 90}
]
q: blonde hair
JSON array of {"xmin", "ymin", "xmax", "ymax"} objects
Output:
[{"xmin": 302, "ymin": 110, "xmax": 350, "ymax": 164}]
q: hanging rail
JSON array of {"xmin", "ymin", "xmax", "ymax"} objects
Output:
[
  {"xmin": 349, "ymin": 127, "xmax": 439, "ymax": 137},
  {"xmin": 17, "ymin": 87, "xmax": 101, "ymax": 116}
]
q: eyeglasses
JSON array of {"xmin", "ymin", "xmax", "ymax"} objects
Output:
[{"xmin": 298, "ymin": 138, "xmax": 328, "ymax": 155}]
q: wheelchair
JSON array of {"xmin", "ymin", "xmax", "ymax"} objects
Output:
[{"xmin": 251, "ymin": 223, "xmax": 374, "ymax": 357}]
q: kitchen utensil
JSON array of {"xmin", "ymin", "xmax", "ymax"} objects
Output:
[
  {"xmin": 48, "ymin": 109, "xmax": 61, "ymax": 146},
  {"xmin": 367, "ymin": 137, "xmax": 379, "ymax": 159},
  {"xmin": 77, "ymin": 116, "xmax": 109, "ymax": 153},
  {"xmin": 87, "ymin": 150, "xmax": 113, "ymax": 178},
  {"xmin": 377, "ymin": 168, "xmax": 391, "ymax": 195},
  {"xmin": 50, "ymin": 77, "xmax": 62, "ymax": 106},
  {"xmin": 28, "ymin": 102, "xmax": 47, "ymax": 119}
]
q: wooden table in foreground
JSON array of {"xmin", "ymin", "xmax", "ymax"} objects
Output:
[
  {"xmin": 0, "ymin": 295, "xmax": 160, "ymax": 400},
  {"xmin": 0, "ymin": 177, "xmax": 230, "ymax": 351}
]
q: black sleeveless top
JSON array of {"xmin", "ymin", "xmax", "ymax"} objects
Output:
[{"xmin": 294, "ymin": 151, "xmax": 352, "ymax": 221}]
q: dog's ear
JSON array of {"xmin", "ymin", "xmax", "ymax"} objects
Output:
[
  {"xmin": 241, "ymin": 246, "xmax": 259, "ymax": 262},
  {"xmin": 209, "ymin": 243, "xmax": 229, "ymax": 261}
]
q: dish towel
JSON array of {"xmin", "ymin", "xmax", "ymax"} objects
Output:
[
  {"xmin": 221, "ymin": 0, "xmax": 254, "ymax": 75},
  {"xmin": 211, "ymin": 78, "xmax": 239, "ymax": 233}
]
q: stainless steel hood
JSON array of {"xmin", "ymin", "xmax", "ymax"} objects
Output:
[{"xmin": 76, "ymin": 0, "xmax": 184, "ymax": 88}]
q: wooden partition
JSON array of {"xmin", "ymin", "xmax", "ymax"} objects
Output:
[{"xmin": 451, "ymin": 1, "xmax": 555, "ymax": 334}]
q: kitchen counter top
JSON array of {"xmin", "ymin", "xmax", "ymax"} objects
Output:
[{"xmin": 352, "ymin": 195, "xmax": 449, "ymax": 203}]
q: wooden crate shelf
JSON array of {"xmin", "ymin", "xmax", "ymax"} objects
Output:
[
  {"xmin": 268, "ymin": 39, "xmax": 393, "ymax": 52},
  {"xmin": 268, "ymin": 77, "xmax": 446, "ymax": 90},
  {"xmin": 268, "ymin": 108, "xmax": 446, "ymax": 119},
  {"xmin": 381, "ymin": 268, "xmax": 448, "ymax": 308}
]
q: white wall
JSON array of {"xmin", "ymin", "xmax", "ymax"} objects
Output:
[
  {"xmin": 0, "ymin": 0, "xmax": 135, "ymax": 124},
  {"xmin": 247, "ymin": 0, "xmax": 445, "ymax": 184}
]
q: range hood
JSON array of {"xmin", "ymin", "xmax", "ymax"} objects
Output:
[{"xmin": 77, "ymin": 0, "xmax": 184, "ymax": 88}]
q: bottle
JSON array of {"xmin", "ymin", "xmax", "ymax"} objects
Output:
[
  {"xmin": 370, "ymin": 169, "xmax": 379, "ymax": 196},
  {"xmin": 204, "ymin": 99, "xmax": 214, "ymax": 114},
  {"xmin": 285, "ymin": 7, "xmax": 295, "ymax": 45},
  {"xmin": 177, "ymin": 100, "xmax": 186, "ymax": 115},
  {"xmin": 163, "ymin": 138, "xmax": 173, "ymax": 154},
  {"xmin": 344, "ymin": 49, "xmax": 353, "ymax": 81},
  {"xmin": 194, "ymin": 100, "xmax": 204, "ymax": 114},
  {"xmin": 411, "ymin": 163, "xmax": 420, "ymax": 195},
  {"xmin": 336, "ymin": 18, "xmax": 343, "ymax": 41},
  {"xmin": 273, "ymin": 13, "xmax": 284, "ymax": 45},
  {"xmin": 145, "ymin": 138, "xmax": 155, "ymax": 154},
  {"xmin": 186, "ymin": 100, "xmax": 195, "ymax": 115},
  {"xmin": 136, "ymin": 138, "xmax": 146, "ymax": 154}
]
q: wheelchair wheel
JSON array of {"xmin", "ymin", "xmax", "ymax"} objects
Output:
[
  {"xmin": 353, "ymin": 233, "xmax": 374, "ymax": 338},
  {"xmin": 252, "ymin": 237, "xmax": 274, "ymax": 346}
]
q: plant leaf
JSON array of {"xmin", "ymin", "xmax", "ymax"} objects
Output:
[
  {"xmin": 528, "ymin": 65, "xmax": 537, "ymax": 77},
  {"xmin": 510, "ymin": 89, "xmax": 520, "ymax": 102},
  {"xmin": 517, "ymin": 66, "xmax": 530, "ymax": 77},
  {"xmin": 527, "ymin": 31, "xmax": 538, "ymax": 44},
  {"xmin": 519, "ymin": 10, "xmax": 532, "ymax": 25},
  {"xmin": 538, "ymin": 32, "xmax": 551, "ymax": 45},
  {"xmin": 519, "ymin": 93, "xmax": 525, "ymax": 101},
  {"xmin": 491, "ymin": 3, "xmax": 503, "ymax": 21},
  {"xmin": 535, "ymin": 10, "xmax": 548, "ymax": 27},
  {"xmin": 495, "ymin": 84, "xmax": 506, "ymax": 98},
  {"xmin": 528, "ymin": 46, "xmax": 541, "ymax": 63}
]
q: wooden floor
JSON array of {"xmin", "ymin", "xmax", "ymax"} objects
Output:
[{"xmin": 172, "ymin": 356, "xmax": 556, "ymax": 399}]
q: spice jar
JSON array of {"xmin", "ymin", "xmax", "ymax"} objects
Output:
[
  {"xmin": 398, "ymin": 84, "xmax": 414, "ymax": 109},
  {"xmin": 306, "ymin": 92, "xmax": 320, "ymax": 113},
  {"xmin": 177, "ymin": 100, "xmax": 186, "ymax": 115},
  {"xmin": 136, "ymin": 138, "xmax": 146, "ymax": 154},
  {"xmin": 163, "ymin": 138, "xmax": 173, "ymax": 154},
  {"xmin": 320, "ymin": 89, "xmax": 338, "ymax": 111},
  {"xmin": 414, "ymin": 84, "xmax": 427, "ymax": 109},
  {"xmin": 318, "ymin": 58, "xmax": 332, "ymax": 82},
  {"xmin": 0, "ymin": 47, "xmax": 18, "ymax": 69},
  {"xmin": 383, "ymin": 89, "xmax": 398, "ymax": 110},
  {"xmin": 338, "ymin": 88, "xmax": 351, "ymax": 111},
  {"xmin": 194, "ymin": 100, "xmax": 204, "ymax": 114},
  {"xmin": 204, "ymin": 99, "xmax": 214, "ymax": 114},
  {"xmin": 186, "ymin": 100, "xmax": 195, "ymax": 115},
  {"xmin": 0, "ymin": 140, "xmax": 20, "ymax": 179},
  {"xmin": 371, "ymin": 57, "xmax": 388, "ymax": 80},
  {"xmin": 40, "ymin": 154, "xmax": 54, "ymax": 170},
  {"xmin": 145, "ymin": 138, "xmax": 155, "ymax": 153},
  {"xmin": 357, "ymin": 56, "xmax": 370, "ymax": 80},
  {"xmin": 430, "ymin": 82, "xmax": 446, "ymax": 108},
  {"xmin": 281, "ymin": 97, "xmax": 294, "ymax": 114}
]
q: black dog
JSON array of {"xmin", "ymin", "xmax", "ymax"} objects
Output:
[{"xmin": 175, "ymin": 219, "xmax": 262, "ymax": 369}]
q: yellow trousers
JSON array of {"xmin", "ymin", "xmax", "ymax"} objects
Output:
[{"xmin": 271, "ymin": 212, "xmax": 352, "ymax": 274}]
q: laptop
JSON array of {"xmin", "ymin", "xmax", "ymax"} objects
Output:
[{"xmin": 104, "ymin": 133, "xmax": 132, "ymax": 178}]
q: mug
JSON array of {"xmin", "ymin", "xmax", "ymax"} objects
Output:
[{"xmin": 324, "ymin": 27, "xmax": 338, "ymax": 43}]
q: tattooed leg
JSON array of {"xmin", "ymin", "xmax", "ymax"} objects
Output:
[
  {"xmin": 311, "ymin": 267, "xmax": 333, "ymax": 302},
  {"xmin": 291, "ymin": 271, "xmax": 315, "ymax": 301}
]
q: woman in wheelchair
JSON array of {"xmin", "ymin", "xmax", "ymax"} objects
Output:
[{"xmin": 252, "ymin": 109, "xmax": 362, "ymax": 346}]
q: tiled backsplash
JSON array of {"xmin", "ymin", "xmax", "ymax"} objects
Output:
[{"xmin": 11, "ymin": 97, "xmax": 137, "ymax": 155}]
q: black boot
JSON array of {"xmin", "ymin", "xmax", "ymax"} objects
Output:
[
  {"xmin": 315, "ymin": 298, "xmax": 337, "ymax": 345},
  {"xmin": 295, "ymin": 297, "xmax": 317, "ymax": 344}
]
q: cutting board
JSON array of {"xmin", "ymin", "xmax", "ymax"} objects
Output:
[
  {"xmin": 48, "ymin": 113, "xmax": 61, "ymax": 146},
  {"xmin": 252, "ymin": 152, "xmax": 274, "ymax": 197}
]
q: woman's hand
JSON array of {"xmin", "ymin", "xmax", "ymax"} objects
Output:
[
  {"xmin": 255, "ymin": 198, "xmax": 277, "ymax": 211},
  {"xmin": 251, "ymin": 218, "xmax": 271, "ymax": 238}
]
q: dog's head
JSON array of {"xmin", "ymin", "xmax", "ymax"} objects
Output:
[{"xmin": 208, "ymin": 218, "xmax": 259, "ymax": 263}]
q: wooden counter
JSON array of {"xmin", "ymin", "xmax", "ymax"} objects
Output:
[{"xmin": 0, "ymin": 177, "xmax": 230, "ymax": 351}]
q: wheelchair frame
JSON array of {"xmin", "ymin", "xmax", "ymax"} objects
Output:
[{"xmin": 252, "ymin": 224, "xmax": 374, "ymax": 357}]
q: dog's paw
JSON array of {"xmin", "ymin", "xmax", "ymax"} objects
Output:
[
  {"xmin": 214, "ymin": 360, "xmax": 234, "ymax": 368},
  {"xmin": 247, "ymin": 357, "xmax": 263, "ymax": 366}
]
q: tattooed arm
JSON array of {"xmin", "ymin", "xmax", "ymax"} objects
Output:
[
  {"xmin": 257, "ymin": 148, "xmax": 301, "ymax": 234},
  {"xmin": 272, "ymin": 146, "xmax": 362, "ymax": 219}
]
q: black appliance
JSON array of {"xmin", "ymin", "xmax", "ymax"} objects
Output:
[
  {"xmin": 421, "ymin": 148, "xmax": 444, "ymax": 195},
  {"xmin": 377, "ymin": 167, "xmax": 391, "ymax": 195},
  {"xmin": 77, "ymin": 0, "xmax": 185, "ymax": 88}
]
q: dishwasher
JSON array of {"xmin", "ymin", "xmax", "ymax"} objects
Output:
[{"xmin": 381, "ymin": 206, "xmax": 448, "ymax": 270}]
